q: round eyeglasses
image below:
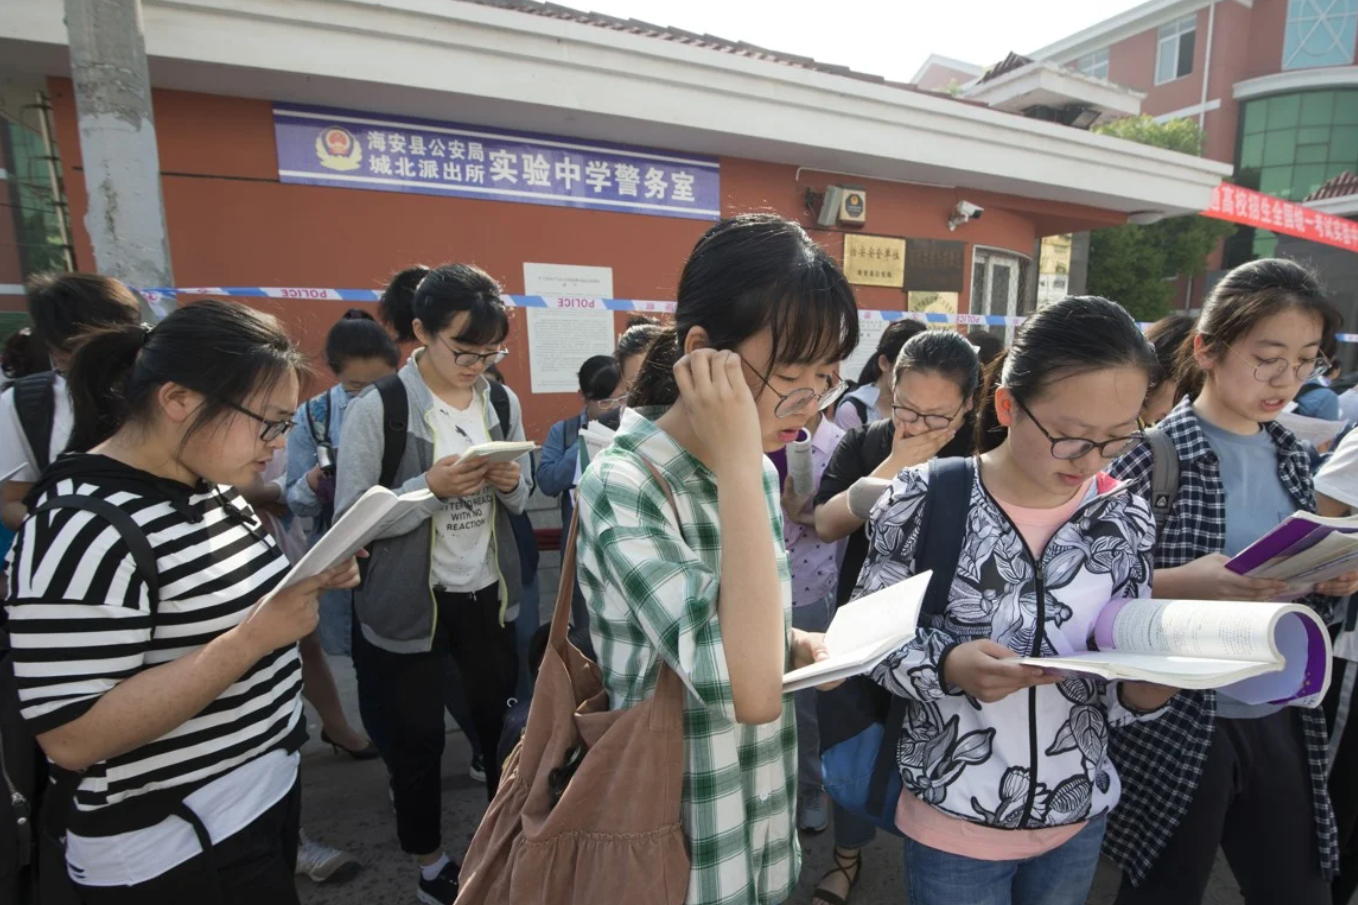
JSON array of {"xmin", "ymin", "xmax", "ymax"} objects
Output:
[
  {"xmin": 740, "ymin": 358, "xmax": 847, "ymax": 418},
  {"xmin": 1228, "ymin": 346, "xmax": 1329, "ymax": 384}
]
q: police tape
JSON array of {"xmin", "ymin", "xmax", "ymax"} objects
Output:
[{"xmin": 138, "ymin": 288, "xmax": 1358, "ymax": 343}]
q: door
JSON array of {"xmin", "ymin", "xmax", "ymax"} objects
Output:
[{"xmin": 971, "ymin": 249, "xmax": 1025, "ymax": 342}]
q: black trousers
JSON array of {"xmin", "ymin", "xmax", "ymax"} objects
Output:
[
  {"xmin": 74, "ymin": 779, "xmax": 301, "ymax": 905},
  {"xmin": 355, "ymin": 583, "xmax": 517, "ymax": 856},
  {"xmin": 1325, "ymin": 656, "xmax": 1358, "ymax": 905},
  {"xmin": 1116, "ymin": 709, "xmax": 1330, "ymax": 905}
]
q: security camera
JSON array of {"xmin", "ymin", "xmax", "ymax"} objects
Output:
[{"xmin": 948, "ymin": 200, "xmax": 984, "ymax": 231}]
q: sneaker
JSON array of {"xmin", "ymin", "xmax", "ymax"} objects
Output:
[
  {"xmin": 295, "ymin": 829, "xmax": 362, "ymax": 884},
  {"xmin": 416, "ymin": 859, "xmax": 462, "ymax": 905},
  {"xmin": 798, "ymin": 787, "xmax": 830, "ymax": 833},
  {"xmin": 468, "ymin": 754, "xmax": 486, "ymax": 784}
]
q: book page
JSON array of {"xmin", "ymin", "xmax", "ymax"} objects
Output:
[
  {"xmin": 1110, "ymin": 599, "xmax": 1280, "ymax": 661},
  {"xmin": 1250, "ymin": 531, "xmax": 1358, "ymax": 581},
  {"xmin": 277, "ymin": 485, "xmax": 433, "ymax": 589},
  {"xmin": 459, "ymin": 441, "xmax": 538, "ymax": 464},
  {"xmin": 1017, "ymin": 652, "xmax": 1276, "ymax": 689},
  {"xmin": 781, "ymin": 569, "xmax": 931, "ymax": 690}
]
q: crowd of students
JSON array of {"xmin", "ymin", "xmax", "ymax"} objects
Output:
[{"xmin": 4, "ymin": 212, "xmax": 1358, "ymax": 905}]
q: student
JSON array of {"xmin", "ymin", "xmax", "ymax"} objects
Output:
[
  {"xmin": 0, "ymin": 274, "xmax": 142, "ymax": 531},
  {"xmin": 834, "ymin": 319, "xmax": 926, "ymax": 430},
  {"xmin": 856, "ymin": 296, "xmax": 1176, "ymax": 905},
  {"xmin": 3, "ymin": 300, "xmax": 359, "ymax": 902},
  {"xmin": 334, "ymin": 263, "xmax": 531, "ymax": 905},
  {"xmin": 776, "ymin": 397, "xmax": 847, "ymax": 836},
  {"xmin": 286, "ymin": 309, "xmax": 400, "ymax": 659},
  {"xmin": 967, "ymin": 329, "xmax": 1006, "ymax": 369},
  {"xmin": 1105, "ymin": 258, "xmax": 1358, "ymax": 905},
  {"xmin": 574, "ymin": 214, "xmax": 857, "ymax": 905},
  {"xmin": 616, "ymin": 320, "xmax": 664, "ymax": 400},
  {"xmin": 808, "ymin": 328, "xmax": 978, "ymax": 904},
  {"xmin": 1141, "ymin": 313, "xmax": 1195, "ymax": 426},
  {"xmin": 1293, "ymin": 333, "xmax": 1343, "ymax": 420},
  {"xmin": 538, "ymin": 355, "xmax": 624, "ymax": 533}
]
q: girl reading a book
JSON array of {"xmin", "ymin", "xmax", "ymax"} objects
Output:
[
  {"xmin": 1105, "ymin": 258, "xmax": 1358, "ymax": 905},
  {"xmin": 855, "ymin": 296, "xmax": 1178, "ymax": 905},
  {"xmin": 574, "ymin": 214, "xmax": 858, "ymax": 905},
  {"xmin": 333, "ymin": 264, "xmax": 532, "ymax": 905}
]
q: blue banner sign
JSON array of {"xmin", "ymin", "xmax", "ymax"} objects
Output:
[{"xmin": 273, "ymin": 104, "xmax": 720, "ymax": 221}]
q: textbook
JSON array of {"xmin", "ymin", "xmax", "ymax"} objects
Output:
[
  {"xmin": 1226, "ymin": 510, "xmax": 1358, "ymax": 591},
  {"xmin": 782, "ymin": 570, "xmax": 930, "ymax": 693},
  {"xmin": 1016, "ymin": 597, "xmax": 1331, "ymax": 707},
  {"xmin": 458, "ymin": 440, "xmax": 539, "ymax": 464},
  {"xmin": 277, "ymin": 485, "xmax": 434, "ymax": 589}
]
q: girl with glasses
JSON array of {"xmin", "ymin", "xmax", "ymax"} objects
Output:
[
  {"xmin": 334, "ymin": 263, "xmax": 531, "ymax": 905},
  {"xmin": 4, "ymin": 300, "xmax": 360, "ymax": 903},
  {"xmin": 1105, "ymin": 258, "xmax": 1358, "ymax": 905},
  {"xmin": 574, "ymin": 214, "xmax": 858, "ymax": 904},
  {"xmin": 858, "ymin": 296, "xmax": 1177, "ymax": 905}
]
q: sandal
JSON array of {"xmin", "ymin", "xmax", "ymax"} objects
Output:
[{"xmin": 811, "ymin": 846, "xmax": 862, "ymax": 905}]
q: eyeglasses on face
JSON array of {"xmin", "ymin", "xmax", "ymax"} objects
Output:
[
  {"xmin": 438, "ymin": 334, "xmax": 510, "ymax": 368},
  {"xmin": 891, "ymin": 398, "xmax": 966, "ymax": 431},
  {"xmin": 1227, "ymin": 346, "xmax": 1328, "ymax": 384},
  {"xmin": 222, "ymin": 400, "xmax": 295, "ymax": 442},
  {"xmin": 593, "ymin": 392, "xmax": 629, "ymax": 412},
  {"xmin": 1014, "ymin": 398, "xmax": 1143, "ymax": 461},
  {"xmin": 739, "ymin": 358, "xmax": 847, "ymax": 418}
]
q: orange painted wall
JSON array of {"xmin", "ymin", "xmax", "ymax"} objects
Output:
[{"xmin": 46, "ymin": 80, "xmax": 1113, "ymax": 441}]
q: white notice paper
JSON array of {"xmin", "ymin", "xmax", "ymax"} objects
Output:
[
  {"xmin": 842, "ymin": 317, "xmax": 889, "ymax": 384},
  {"xmin": 523, "ymin": 263, "xmax": 614, "ymax": 298},
  {"xmin": 526, "ymin": 307, "xmax": 617, "ymax": 394}
]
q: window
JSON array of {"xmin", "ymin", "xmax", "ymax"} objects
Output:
[
  {"xmin": 1283, "ymin": 0, "xmax": 1358, "ymax": 71},
  {"xmin": 1076, "ymin": 48, "xmax": 1109, "ymax": 80},
  {"xmin": 1156, "ymin": 15, "xmax": 1196, "ymax": 84}
]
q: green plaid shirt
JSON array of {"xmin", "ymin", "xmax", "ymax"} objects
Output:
[{"xmin": 575, "ymin": 409, "xmax": 800, "ymax": 905}]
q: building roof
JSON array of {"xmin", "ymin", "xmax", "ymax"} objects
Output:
[
  {"xmin": 459, "ymin": 0, "xmax": 906, "ymax": 87},
  {"xmin": 909, "ymin": 53, "xmax": 985, "ymax": 85},
  {"xmin": 1306, "ymin": 171, "xmax": 1358, "ymax": 202}
]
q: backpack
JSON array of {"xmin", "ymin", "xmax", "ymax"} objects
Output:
[
  {"xmin": 1144, "ymin": 427, "xmax": 1179, "ymax": 539},
  {"xmin": 839, "ymin": 392, "xmax": 871, "ymax": 428},
  {"xmin": 370, "ymin": 376, "xmax": 513, "ymax": 489},
  {"xmin": 817, "ymin": 455, "xmax": 974, "ymax": 832},
  {"xmin": 1, "ymin": 495, "xmax": 160, "ymax": 905},
  {"xmin": 12, "ymin": 373, "xmax": 57, "ymax": 473}
]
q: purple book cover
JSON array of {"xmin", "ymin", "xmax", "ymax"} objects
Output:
[{"xmin": 1226, "ymin": 517, "xmax": 1358, "ymax": 575}]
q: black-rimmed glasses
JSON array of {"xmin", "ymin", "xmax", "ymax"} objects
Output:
[
  {"xmin": 438, "ymin": 334, "xmax": 510, "ymax": 368},
  {"xmin": 1228, "ymin": 346, "xmax": 1329, "ymax": 383},
  {"xmin": 740, "ymin": 358, "xmax": 847, "ymax": 418},
  {"xmin": 891, "ymin": 399, "xmax": 966, "ymax": 431},
  {"xmin": 223, "ymin": 400, "xmax": 295, "ymax": 442},
  {"xmin": 1015, "ymin": 398, "xmax": 1143, "ymax": 461}
]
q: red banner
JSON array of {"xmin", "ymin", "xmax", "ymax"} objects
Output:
[{"xmin": 1203, "ymin": 183, "xmax": 1358, "ymax": 253}]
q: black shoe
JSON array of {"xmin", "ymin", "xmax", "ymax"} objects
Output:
[
  {"xmin": 320, "ymin": 730, "xmax": 381, "ymax": 760},
  {"xmin": 416, "ymin": 860, "xmax": 461, "ymax": 905}
]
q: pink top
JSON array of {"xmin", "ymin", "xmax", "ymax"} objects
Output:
[{"xmin": 895, "ymin": 477, "xmax": 1094, "ymax": 860}]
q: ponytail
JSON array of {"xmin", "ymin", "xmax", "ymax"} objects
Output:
[
  {"xmin": 65, "ymin": 300, "xmax": 304, "ymax": 453},
  {"xmin": 628, "ymin": 326, "xmax": 682, "ymax": 409},
  {"xmin": 378, "ymin": 266, "xmax": 431, "ymax": 343}
]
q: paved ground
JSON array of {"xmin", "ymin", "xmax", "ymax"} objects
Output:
[{"xmin": 294, "ymin": 650, "xmax": 1244, "ymax": 905}]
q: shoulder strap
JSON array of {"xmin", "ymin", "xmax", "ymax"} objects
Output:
[
  {"xmin": 13, "ymin": 372, "xmax": 57, "ymax": 472},
  {"xmin": 1145, "ymin": 427, "xmax": 1179, "ymax": 536},
  {"xmin": 374, "ymin": 375, "xmax": 408, "ymax": 489},
  {"xmin": 914, "ymin": 457, "xmax": 975, "ymax": 619},
  {"xmin": 488, "ymin": 380, "xmax": 512, "ymax": 441},
  {"xmin": 848, "ymin": 395, "xmax": 870, "ymax": 427},
  {"xmin": 32, "ymin": 494, "xmax": 160, "ymax": 605},
  {"xmin": 306, "ymin": 392, "xmax": 331, "ymax": 446}
]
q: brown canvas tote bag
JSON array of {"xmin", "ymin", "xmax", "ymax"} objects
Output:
[{"xmin": 456, "ymin": 459, "xmax": 690, "ymax": 904}]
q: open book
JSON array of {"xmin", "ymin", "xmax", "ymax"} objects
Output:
[
  {"xmin": 782, "ymin": 570, "xmax": 930, "ymax": 693},
  {"xmin": 276, "ymin": 485, "xmax": 434, "ymax": 590},
  {"xmin": 1276, "ymin": 409, "xmax": 1347, "ymax": 449},
  {"xmin": 580, "ymin": 422, "xmax": 615, "ymax": 464},
  {"xmin": 1226, "ymin": 510, "xmax": 1358, "ymax": 592},
  {"xmin": 1016, "ymin": 597, "xmax": 1331, "ymax": 707},
  {"xmin": 458, "ymin": 440, "xmax": 538, "ymax": 465}
]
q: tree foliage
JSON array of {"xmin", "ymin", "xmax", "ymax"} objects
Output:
[{"xmin": 1086, "ymin": 116, "xmax": 1235, "ymax": 321}]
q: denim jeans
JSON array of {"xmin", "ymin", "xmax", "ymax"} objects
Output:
[
  {"xmin": 904, "ymin": 813, "xmax": 1107, "ymax": 905},
  {"xmin": 792, "ymin": 592, "xmax": 835, "ymax": 795}
]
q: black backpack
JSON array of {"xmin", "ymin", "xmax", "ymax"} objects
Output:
[
  {"xmin": 1, "ymin": 496, "xmax": 160, "ymax": 904},
  {"xmin": 12, "ymin": 373, "xmax": 58, "ymax": 473},
  {"xmin": 369, "ymin": 376, "xmax": 513, "ymax": 489}
]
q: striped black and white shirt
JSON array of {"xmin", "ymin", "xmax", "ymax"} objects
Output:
[{"xmin": 3, "ymin": 455, "xmax": 306, "ymax": 841}]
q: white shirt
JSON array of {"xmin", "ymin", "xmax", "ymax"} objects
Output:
[
  {"xmin": 833, "ymin": 383, "xmax": 881, "ymax": 431},
  {"xmin": 1340, "ymin": 388, "xmax": 1358, "ymax": 425},
  {"xmin": 66, "ymin": 750, "xmax": 299, "ymax": 886},
  {"xmin": 429, "ymin": 394, "xmax": 497, "ymax": 593},
  {"xmin": 0, "ymin": 373, "xmax": 73, "ymax": 482},
  {"xmin": 1315, "ymin": 427, "xmax": 1358, "ymax": 511}
]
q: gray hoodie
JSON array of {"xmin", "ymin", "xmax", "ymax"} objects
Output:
[{"xmin": 335, "ymin": 351, "xmax": 532, "ymax": 653}]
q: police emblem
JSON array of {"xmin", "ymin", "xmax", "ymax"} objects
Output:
[{"xmin": 315, "ymin": 127, "xmax": 362, "ymax": 172}]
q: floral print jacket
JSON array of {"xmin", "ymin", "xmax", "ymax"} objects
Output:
[{"xmin": 859, "ymin": 461, "xmax": 1165, "ymax": 831}]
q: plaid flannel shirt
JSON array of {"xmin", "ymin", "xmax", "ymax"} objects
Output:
[
  {"xmin": 1104, "ymin": 397, "xmax": 1338, "ymax": 885},
  {"xmin": 575, "ymin": 409, "xmax": 799, "ymax": 905}
]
